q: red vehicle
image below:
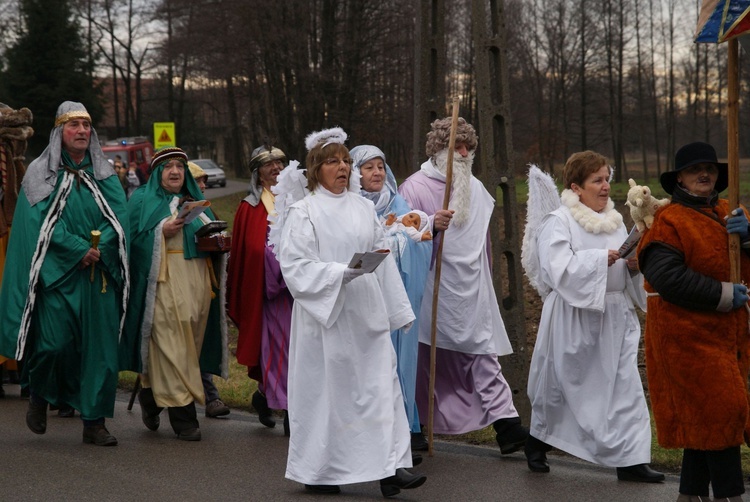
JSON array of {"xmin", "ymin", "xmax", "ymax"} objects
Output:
[{"xmin": 101, "ymin": 136, "xmax": 154, "ymax": 181}]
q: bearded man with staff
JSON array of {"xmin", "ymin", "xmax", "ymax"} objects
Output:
[
  {"xmin": 399, "ymin": 116, "xmax": 528, "ymax": 455},
  {"xmin": 0, "ymin": 101, "xmax": 129, "ymax": 446}
]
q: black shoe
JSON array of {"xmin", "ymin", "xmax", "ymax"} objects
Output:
[
  {"xmin": 524, "ymin": 436, "xmax": 551, "ymax": 473},
  {"xmin": 411, "ymin": 431, "xmax": 428, "ymax": 451},
  {"xmin": 57, "ymin": 404, "xmax": 75, "ymax": 418},
  {"xmin": 82, "ymin": 424, "xmax": 118, "ymax": 446},
  {"xmin": 26, "ymin": 400, "xmax": 47, "ymax": 434},
  {"xmin": 252, "ymin": 390, "xmax": 276, "ymax": 428},
  {"xmin": 380, "ymin": 468, "xmax": 427, "ymax": 498},
  {"xmin": 138, "ymin": 391, "xmax": 160, "ymax": 431},
  {"xmin": 176, "ymin": 427, "xmax": 202, "ymax": 441},
  {"xmin": 283, "ymin": 410, "xmax": 290, "ymax": 437},
  {"xmin": 493, "ymin": 417, "xmax": 528, "ymax": 454},
  {"xmin": 616, "ymin": 464, "xmax": 665, "ymax": 483},
  {"xmin": 304, "ymin": 484, "xmax": 341, "ymax": 494},
  {"xmin": 412, "ymin": 452, "xmax": 423, "ymax": 466}
]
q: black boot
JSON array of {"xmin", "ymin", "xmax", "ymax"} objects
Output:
[
  {"xmin": 616, "ymin": 464, "xmax": 665, "ymax": 483},
  {"xmin": 411, "ymin": 430, "xmax": 428, "ymax": 451},
  {"xmin": 304, "ymin": 484, "xmax": 341, "ymax": 494},
  {"xmin": 26, "ymin": 397, "xmax": 47, "ymax": 434},
  {"xmin": 380, "ymin": 468, "xmax": 427, "ymax": 498},
  {"xmin": 252, "ymin": 390, "xmax": 276, "ymax": 428},
  {"xmin": 168, "ymin": 402, "xmax": 200, "ymax": 439},
  {"xmin": 524, "ymin": 435, "xmax": 551, "ymax": 473},
  {"xmin": 492, "ymin": 417, "xmax": 528, "ymax": 454},
  {"xmin": 283, "ymin": 410, "xmax": 290, "ymax": 436},
  {"xmin": 138, "ymin": 387, "xmax": 162, "ymax": 431}
]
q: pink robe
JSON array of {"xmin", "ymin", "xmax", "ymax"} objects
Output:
[{"xmin": 399, "ymin": 166, "xmax": 519, "ymax": 434}]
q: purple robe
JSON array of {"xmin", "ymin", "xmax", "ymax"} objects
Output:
[
  {"xmin": 399, "ymin": 167, "xmax": 519, "ymax": 434},
  {"xmin": 261, "ymin": 245, "xmax": 292, "ymax": 410}
]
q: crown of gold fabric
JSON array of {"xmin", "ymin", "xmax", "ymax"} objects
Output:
[{"xmin": 54, "ymin": 111, "xmax": 92, "ymax": 127}]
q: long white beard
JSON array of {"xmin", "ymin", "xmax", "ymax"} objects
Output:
[{"xmin": 434, "ymin": 149, "xmax": 473, "ymax": 227}]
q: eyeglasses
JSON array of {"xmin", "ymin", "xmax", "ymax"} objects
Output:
[{"xmin": 323, "ymin": 157, "xmax": 352, "ymax": 166}]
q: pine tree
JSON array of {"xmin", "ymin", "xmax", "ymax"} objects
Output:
[{"xmin": 1, "ymin": 0, "xmax": 102, "ymax": 155}]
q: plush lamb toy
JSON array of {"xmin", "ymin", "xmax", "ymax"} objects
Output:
[{"xmin": 625, "ymin": 178, "xmax": 669, "ymax": 232}]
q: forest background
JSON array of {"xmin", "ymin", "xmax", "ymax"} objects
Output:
[{"xmin": 0, "ymin": 0, "xmax": 745, "ymax": 184}]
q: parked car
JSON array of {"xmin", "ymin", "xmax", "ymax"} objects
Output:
[
  {"xmin": 102, "ymin": 136, "xmax": 154, "ymax": 182},
  {"xmin": 189, "ymin": 158, "xmax": 226, "ymax": 188}
]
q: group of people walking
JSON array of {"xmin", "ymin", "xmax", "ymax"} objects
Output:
[{"xmin": 1, "ymin": 100, "xmax": 749, "ymax": 502}]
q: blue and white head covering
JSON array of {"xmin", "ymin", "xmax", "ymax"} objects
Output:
[{"xmin": 350, "ymin": 145, "xmax": 399, "ymax": 216}]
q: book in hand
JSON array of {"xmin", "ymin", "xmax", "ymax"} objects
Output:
[
  {"xmin": 347, "ymin": 249, "xmax": 390, "ymax": 273},
  {"xmin": 177, "ymin": 200, "xmax": 211, "ymax": 224},
  {"xmin": 618, "ymin": 226, "xmax": 641, "ymax": 259}
]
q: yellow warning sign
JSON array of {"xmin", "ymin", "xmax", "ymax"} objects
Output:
[{"xmin": 153, "ymin": 122, "xmax": 176, "ymax": 149}]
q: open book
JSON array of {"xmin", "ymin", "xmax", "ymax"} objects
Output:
[
  {"xmin": 618, "ymin": 226, "xmax": 641, "ymax": 259},
  {"xmin": 177, "ymin": 200, "xmax": 211, "ymax": 224},
  {"xmin": 347, "ymin": 249, "xmax": 390, "ymax": 273}
]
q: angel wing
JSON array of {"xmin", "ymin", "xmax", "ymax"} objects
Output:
[
  {"xmin": 268, "ymin": 160, "xmax": 307, "ymax": 258},
  {"xmin": 521, "ymin": 164, "xmax": 561, "ymax": 299}
]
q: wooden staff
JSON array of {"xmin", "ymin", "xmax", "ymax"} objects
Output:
[
  {"xmin": 89, "ymin": 230, "xmax": 101, "ymax": 282},
  {"xmin": 127, "ymin": 375, "xmax": 141, "ymax": 411},
  {"xmin": 427, "ymin": 97, "xmax": 460, "ymax": 456},
  {"xmin": 727, "ymin": 38, "xmax": 740, "ymax": 283}
]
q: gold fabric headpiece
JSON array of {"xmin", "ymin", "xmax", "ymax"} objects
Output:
[{"xmin": 54, "ymin": 111, "xmax": 92, "ymax": 128}]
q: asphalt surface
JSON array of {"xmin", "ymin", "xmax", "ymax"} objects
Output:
[
  {"xmin": 0, "ymin": 385, "xmax": 689, "ymax": 502},
  {"xmin": 204, "ymin": 178, "xmax": 248, "ymax": 199}
]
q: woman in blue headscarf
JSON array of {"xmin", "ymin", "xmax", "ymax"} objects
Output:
[
  {"xmin": 350, "ymin": 145, "xmax": 432, "ymax": 451},
  {"xmin": 121, "ymin": 146, "xmax": 227, "ymax": 441}
]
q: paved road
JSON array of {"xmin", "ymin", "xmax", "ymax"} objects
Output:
[
  {"xmin": 0, "ymin": 385, "xmax": 685, "ymax": 502},
  {"xmin": 204, "ymin": 178, "xmax": 247, "ymax": 199}
]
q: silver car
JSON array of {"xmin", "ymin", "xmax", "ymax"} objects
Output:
[{"xmin": 189, "ymin": 158, "xmax": 226, "ymax": 188}]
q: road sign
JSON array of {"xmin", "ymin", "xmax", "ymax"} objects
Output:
[{"xmin": 154, "ymin": 122, "xmax": 176, "ymax": 149}]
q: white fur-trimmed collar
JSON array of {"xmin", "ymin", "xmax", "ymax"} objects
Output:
[{"xmin": 561, "ymin": 188, "xmax": 622, "ymax": 234}]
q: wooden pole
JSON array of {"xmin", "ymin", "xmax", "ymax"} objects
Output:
[
  {"xmin": 427, "ymin": 97, "xmax": 460, "ymax": 456},
  {"xmin": 728, "ymin": 38, "xmax": 740, "ymax": 283}
]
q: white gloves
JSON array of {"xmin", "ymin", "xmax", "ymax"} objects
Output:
[{"xmin": 343, "ymin": 267, "xmax": 367, "ymax": 284}]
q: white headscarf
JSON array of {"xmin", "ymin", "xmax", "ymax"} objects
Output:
[{"xmin": 350, "ymin": 144, "xmax": 399, "ymax": 216}]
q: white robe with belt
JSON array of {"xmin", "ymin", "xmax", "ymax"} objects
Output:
[
  {"xmin": 527, "ymin": 205, "xmax": 651, "ymax": 467},
  {"xmin": 279, "ymin": 187, "xmax": 415, "ymax": 485}
]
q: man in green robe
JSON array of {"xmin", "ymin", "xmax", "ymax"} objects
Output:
[{"xmin": 0, "ymin": 101, "xmax": 129, "ymax": 446}]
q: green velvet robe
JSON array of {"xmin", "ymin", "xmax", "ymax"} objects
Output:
[
  {"xmin": 119, "ymin": 165, "xmax": 227, "ymax": 380},
  {"xmin": 0, "ymin": 166, "xmax": 128, "ymax": 420}
]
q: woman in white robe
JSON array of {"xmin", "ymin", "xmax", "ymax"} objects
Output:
[
  {"xmin": 278, "ymin": 129, "xmax": 426, "ymax": 498},
  {"xmin": 525, "ymin": 151, "xmax": 663, "ymax": 483}
]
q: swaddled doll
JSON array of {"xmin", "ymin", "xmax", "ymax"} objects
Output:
[{"xmin": 385, "ymin": 210, "xmax": 432, "ymax": 242}]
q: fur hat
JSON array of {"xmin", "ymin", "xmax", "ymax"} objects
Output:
[{"xmin": 188, "ymin": 161, "xmax": 207, "ymax": 181}]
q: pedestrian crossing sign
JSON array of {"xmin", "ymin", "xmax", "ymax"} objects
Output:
[{"xmin": 153, "ymin": 122, "xmax": 176, "ymax": 149}]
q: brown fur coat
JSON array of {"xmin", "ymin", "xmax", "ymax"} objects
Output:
[
  {"xmin": 0, "ymin": 105, "xmax": 33, "ymax": 237},
  {"xmin": 638, "ymin": 200, "xmax": 750, "ymax": 450}
]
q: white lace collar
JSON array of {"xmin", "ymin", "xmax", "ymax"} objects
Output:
[{"xmin": 560, "ymin": 188, "xmax": 622, "ymax": 234}]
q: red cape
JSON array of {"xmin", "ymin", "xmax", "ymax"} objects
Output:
[{"xmin": 227, "ymin": 200, "xmax": 267, "ymax": 379}]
